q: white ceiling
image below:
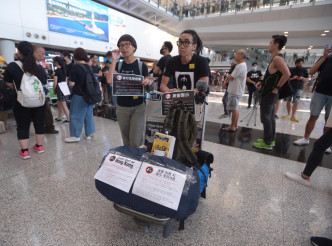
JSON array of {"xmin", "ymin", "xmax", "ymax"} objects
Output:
[{"xmin": 97, "ymin": 0, "xmax": 332, "ymax": 51}]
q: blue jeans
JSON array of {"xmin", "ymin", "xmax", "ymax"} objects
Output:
[{"xmin": 69, "ymin": 94, "xmax": 95, "ymax": 138}]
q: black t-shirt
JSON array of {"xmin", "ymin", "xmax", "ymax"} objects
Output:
[
  {"xmin": 4, "ymin": 62, "xmax": 47, "ymax": 89},
  {"xmin": 315, "ymin": 56, "xmax": 332, "ymax": 96},
  {"xmin": 65, "ymin": 63, "xmax": 73, "ymax": 78},
  {"xmin": 163, "ymin": 54, "xmax": 210, "ymax": 90},
  {"xmin": 69, "ymin": 63, "xmax": 91, "ymax": 96},
  {"xmin": 100, "ymin": 66, "xmax": 109, "ymax": 84},
  {"xmin": 54, "ymin": 68, "xmax": 66, "ymax": 83},
  {"xmin": 247, "ymin": 70, "xmax": 262, "ymax": 87},
  {"xmin": 91, "ymin": 65, "xmax": 101, "ymax": 81},
  {"xmin": 289, "ymin": 66, "xmax": 308, "ymax": 90},
  {"xmin": 115, "ymin": 59, "xmax": 148, "ymax": 107},
  {"xmin": 157, "ymin": 55, "xmax": 172, "ymax": 85}
]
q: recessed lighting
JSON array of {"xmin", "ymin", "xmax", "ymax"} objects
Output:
[
  {"xmin": 324, "ymin": 30, "xmax": 329, "ymax": 33},
  {"xmin": 284, "ymin": 31, "xmax": 288, "ymax": 34},
  {"xmin": 309, "ymin": 45, "xmax": 313, "ymax": 47},
  {"xmin": 321, "ymin": 34, "xmax": 326, "ymax": 36},
  {"xmin": 308, "ymin": 48, "xmax": 312, "ymax": 50},
  {"xmin": 285, "ymin": 34, "xmax": 288, "ymax": 37}
]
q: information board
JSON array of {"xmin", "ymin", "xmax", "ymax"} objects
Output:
[
  {"xmin": 112, "ymin": 73, "xmax": 144, "ymax": 96},
  {"xmin": 161, "ymin": 91, "xmax": 195, "ymax": 115}
]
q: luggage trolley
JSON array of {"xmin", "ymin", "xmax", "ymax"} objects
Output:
[{"xmin": 112, "ymin": 91, "xmax": 210, "ymax": 238}]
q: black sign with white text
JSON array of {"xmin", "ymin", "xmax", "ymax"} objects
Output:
[
  {"xmin": 161, "ymin": 91, "xmax": 195, "ymax": 115},
  {"xmin": 113, "ymin": 73, "xmax": 144, "ymax": 96}
]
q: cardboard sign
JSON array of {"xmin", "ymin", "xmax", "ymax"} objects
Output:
[
  {"xmin": 161, "ymin": 91, "xmax": 195, "ymax": 115},
  {"xmin": 112, "ymin": 73, "xmax": 144, "ymax": 96}
]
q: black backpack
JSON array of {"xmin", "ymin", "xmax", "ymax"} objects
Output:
[
  {"xmin": 78, "ymin": 64, "xmax": 102, "ymax": 105},
  {"xmin": 0, "ymin": 80, "xmax": 16, "ymax": 110}
]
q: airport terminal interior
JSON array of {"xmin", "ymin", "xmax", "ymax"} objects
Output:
[{"xmin": 0, "ymin": 0, "xmax": 332, "ymax": 245}]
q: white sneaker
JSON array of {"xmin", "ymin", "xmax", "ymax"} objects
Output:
[
  {"xmin": 325, "ymin": 147, "xmax": 331, "ymax": 154},
  {"xmin": 85, "ymin": 135, "xmax": 91, "ymax": 140},
  {"xmin": 285, "ymin": 172, "xmax": 311, "ymax": 187},
  {"xmin": 0, "ymin": 121, "xmax": 5, "ymax": 133},
  {"xmin": 65, "ymin": 137, "xmax": 80, "ymax": 143},
  {"xmin": 293, "ymin": 138, "xmax": 310, "ymax": 146}
]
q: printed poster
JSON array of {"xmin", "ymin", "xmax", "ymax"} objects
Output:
[
  {"xmin": 94, "ymin": 153, "xmax": 142, "ymax": 193},
  {"xmin": 132, "ymin": 162, "xmax": 186, "ymax": 210}
]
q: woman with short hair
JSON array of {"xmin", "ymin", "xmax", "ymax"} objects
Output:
[{"xmin": 65, "ymin": 47, "xmax": 96, "ymax": 142}]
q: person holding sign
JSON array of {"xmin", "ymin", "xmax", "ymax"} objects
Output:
[
  {"xmin": 106, "ymin": 34, "xmax": 151, "ymax": 147},
  {"xmin": 160, "ymin": 30, "xmax": 210, "ymax": 92},
  {"xmin": 53, "ymin": 57, "xmax": 70, "ymax": 123}
]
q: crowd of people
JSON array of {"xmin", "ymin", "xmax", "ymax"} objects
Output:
[
  {"xmin": 168, "ymin": 0, "xmax": 313, "ymax": 18},
  {"xmin": 0, "ymin": 30, "xmax": 331, "ymax": 190}
]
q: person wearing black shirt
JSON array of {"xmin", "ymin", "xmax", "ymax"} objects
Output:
[
  {"xmin": 101, "ymin": 60, "xmax": 111, "ymax": 104},
  {"xmin": 4, "ymin": 41, "xmax": 46, "ymax": 159},
  {"xmin": 293, "ymin": 46, "xmax": 332, "ymax": 154},
  {"xmin": 161, "ymin": 30, "xmax": 210, "ymax": 92},
  {"xmin": 106, "ymin": 34, "xmax": 150, "ymax": 147},
  {"xmin": 34, "ymin": 46, "xmax": 58, "ymax": 135},
  {"xmin": 153, "ymin": 41, "xmax": 173, "ymax": 90},
  {"xmin": 282, "ymin": 58, "xmax": 308, "ymax": 122},
  {"xmin": 65, "ymin": 48, "xmax": 96, "ymax": 143},
  {"xmin": 254, "ymin": 35, "xmax": 290, "ymax": 150},
  {"xmin": 246, "ymin": 62, "xmax": 263, "ymax": 108},
  {"xmin": 53, "ymin": 56, "xmax": 69, "ymax": 122},
  {"xmin": 62, "ymin": 51, "xmax": 73, "ymax": 79},
  {"xmin": 90, "ymin": 54, "xmax": 102, "ymax": 80}
]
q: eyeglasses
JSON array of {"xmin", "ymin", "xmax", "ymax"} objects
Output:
[
  {"xmin": 119, "ymin": 42, "xmax": 131, "ymax": 48},
  {"xmin": 176, "ymin": 40, "xmax": 194, "ymax": 47}
]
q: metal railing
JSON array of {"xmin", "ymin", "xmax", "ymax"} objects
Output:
[{"xmin": 144, "ymin": 0, "xmax": 325, "ymax": 19}]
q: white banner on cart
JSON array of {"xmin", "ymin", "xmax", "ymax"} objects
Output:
[
  {"xmin": 132, "ymin": 162, "xmax": 186, "ymax": 211},
  {"xmin": 94, "ymin": 154, "xmax": 142, "ymax": 193}
]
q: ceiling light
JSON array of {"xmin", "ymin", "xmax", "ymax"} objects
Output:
[
  {"xmin": 324, "ymin": 30, "xmax": 329, "ymax": 33},
  {"xmin": 284, "ymin": 31, "xmax": 288, "ymax": 34},
  {"xmin": 308, "ymin": 48, "xmax": 312, "ymax": 50},
  {"xmin": 321, "ymin": 34, "xmax": 326, "ymax": 36},
  {"xmin": 309, "ymin": 45, "xmax": 313, "ymax": 47},
  {"xmin": 285, "ymin": 34, "xmax": 288, "ymax": 37}
]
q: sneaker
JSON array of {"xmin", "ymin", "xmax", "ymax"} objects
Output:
[
  {"xmin": 257, "ymin": 138, "xmax": 275, "ymax": 147},
  {"xmin": 253, "ymin": 141, "xmax": 273, "ymax": 150},
  {"xmin": 33, "ymin": 144, "xmax": 44, "ymax": 154},
  {"xmin": 0, "ymin": 121, "xmax": 5, "ymax": 133},
  {"xmin": 282, "ymin": 115, "xmax": 291, "ymax": 119},
  {"xmin": 19, "ymin": 150, "xmax": 31, "ymax": 159},
  {"xmin": 65, "ymin": 137, "xmax": 80, "ymax": 143},
  {"xmin": 290, "ymin": 117, "xmax": 299, "ymax": 122},
  {"xmin": 325, "ymin": 147, "xmax": 331, "ymax": 154},
  {"xmin": 218, "ymin": 114, "xmax": 229, "ymax": 119},
  {"xmin": 85, "ymin": 135, "xmax": 91, "ymax": 140},
  {"xmin": 293, "ymin": 137, "xmax": 310, "ymax": 146},
  {"xmin": 310, "ymin": 236, "xmax": 332, "ymax": 246},
  {"xmin": 285, "ymin": 172, "xmax": 311, "ymax": 186}
]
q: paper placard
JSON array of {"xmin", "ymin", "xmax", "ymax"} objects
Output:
[
  {"xmin": 58, "ymin": 82, "xmax": 71, "ymax": 96},
  {"xmin": 132, "ymin": 162, "xmax": 186, "ymax": 211},
  {"xmin": 94, "ymin": 153, "xmax": 142, "ymax": 193},
  {"xmin": 112, "ymin": 73, "xmax": 144, "ymax": 96},
  {"xmin": 161, "ymin": 91, "xmax": 195, "ymax": 115}
]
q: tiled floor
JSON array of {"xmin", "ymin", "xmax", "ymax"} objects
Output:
[{"xmin": 0, "ymin": 92, "xmax": 331, "ymax": 245}]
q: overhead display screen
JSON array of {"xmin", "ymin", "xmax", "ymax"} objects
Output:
[{"xmin": 46, "ymin": 0, "xmax": 125, "ymax": 43}]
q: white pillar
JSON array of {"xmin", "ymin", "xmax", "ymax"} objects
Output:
[{"xmin": 0, "ymin": 39, "xmax": 16, "ymax": 63}]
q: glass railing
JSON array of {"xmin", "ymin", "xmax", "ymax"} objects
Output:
[{"xmin": 143, "ymin": 0, "xmax": 327, "ymax": 19}]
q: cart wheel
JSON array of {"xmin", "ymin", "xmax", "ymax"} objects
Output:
[{"xmin": 163, "ymin": 223, "xmax": 173, "ymax": 238}]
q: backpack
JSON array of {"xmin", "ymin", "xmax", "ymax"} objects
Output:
[
  {"xmin": 0, "ymin": 80, "xmax": 16, "ymax": 110},
  {"xmin": 77, "ymin": 64, "xmax": 102, "ymax": 105},
  {"xmin": 117, "ymin": 59, "xmax": 143, "ymax": 75},
  {"xmin": 14, "ymin": 61, "xmax": 45, "ymax": 108}
]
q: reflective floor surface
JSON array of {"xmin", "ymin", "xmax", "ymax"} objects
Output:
[{"xmin": 0, "ymin": 92, "xmax": 331, "ymax": 245}]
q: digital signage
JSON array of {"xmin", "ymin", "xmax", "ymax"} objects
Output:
[{"xmin": 46, "ymin": 0, "xmax": 125, "ymax": 43}]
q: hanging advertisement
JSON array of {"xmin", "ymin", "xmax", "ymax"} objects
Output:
[{"xmin": 46, "ymin": 0, "xmax": 125, "ymax": 43}]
